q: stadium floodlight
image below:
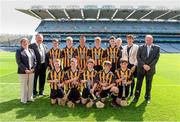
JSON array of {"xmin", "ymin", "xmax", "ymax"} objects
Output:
[
  {"xmin": 137, "ymin": 6, "xmax": 151, "ymax": 10},
  {"xmin": 49, "ymin": 5, "xmax": 62, "ymax": 10},
  {"xmin": 66, "ymin": 5, "xmax": 80, "ymax": 9},
  {"xmin": 154, "ymin": 6, "xmax": 169, "ymax": 10},
  {"xmin": 119, "ymin": 5, "xmax": 134, "ymax": 10},
  {"xmin": 84, "ymin": 5, "xmax": 98, "ymax": 9},
  {"xmin": 102, "ymin": 5, "xmax": 115, "ymax": 9},
  {"xmin": 31, "ymin": 5, "xmax": 43, "ymax": 10}
]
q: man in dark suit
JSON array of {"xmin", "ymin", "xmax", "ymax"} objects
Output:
[
  {"xmin": 133, "ymin": 35, "xmax": 160, "ymax": 104},
  {"xmin": 29, "ymin": 34, "xmax": 48, "ymax": 97}
]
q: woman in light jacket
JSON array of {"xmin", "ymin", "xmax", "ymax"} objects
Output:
[{"xmin": 16, "ymin": 38, "xmax": 37, "ymax": 104}]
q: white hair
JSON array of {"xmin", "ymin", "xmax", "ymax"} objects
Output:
[
  {"xmin": 145, "ymin": 35, "xmax": 153, "ymax": 39},
  {"xmin": 116, "ymin": 38, "xmax": 122, "ymax": 42}
]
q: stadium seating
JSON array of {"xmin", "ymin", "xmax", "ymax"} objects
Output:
[
  {"xmin": 36, "ymin": 20, "xmax": 180, "ymax": 43},
  {"xmin": 32, "ymin": 20, "xmax": 180, "ymax": 53}
]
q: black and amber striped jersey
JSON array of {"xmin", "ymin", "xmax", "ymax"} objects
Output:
[
  {"xmin": 114, "ymin": 68, "xmax": 133, "ymax": 86},
  {"xmin": 47, "ymin": 69, "xmax": 64, "ymax": 90},
  {"xmin": 64, "ymin": 69, "xmax": 81, "ymax": 90},
  {"xmin": 88, "ymin": 47, "xmax": 105, "ymax": 66},
  {"xmin": 98, "ymin": 70, "xmax": 116, "ymax": 84},
  {"xmin": 47, "ymin": 48, "xmax": 61, "ymax": 69},
  {"xmin": 96, "ymin": 70, "xmax": 116, "ymax": 91},
  {"xmin": 79, "ymin": 69, "xmax": 98, "ymax": 89},
  {"xmin": 77, "ymin": 46, "xmax": 89, "ymax": 70},
  {"xmin": 104, "ymin": 46, "xmax": 121, "ymax": 65},
  {"xmin": 61, "ymin": 46, "xmax": 78, "ymax": 68}
]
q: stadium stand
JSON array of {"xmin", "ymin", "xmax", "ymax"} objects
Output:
[
  {"xmin": 16, "ymin": 5, "xmax": 180, "ymax": 53},
  {"xmin": 0, "ymin": 34, "xmax": 32, "ymax": 51}
]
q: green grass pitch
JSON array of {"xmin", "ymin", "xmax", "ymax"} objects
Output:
[{"xmin": 0, "ymin": 51, "xmax": 180, "ymax": 121}]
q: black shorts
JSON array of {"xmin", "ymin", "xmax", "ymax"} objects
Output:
[
  {"xmin": 94, "ymin": 65, "xmax": 103, "ymax": 72},
  {"xmin": 68, "ymin": 87, "xmax": 80, "ymax": 102},
  {"xmin": 118, "ymin": 85, "xmax": 130, "ymax": 98},
  {"xmin": 82, "ymin": 88, "xmax": 90, "ymax": 98},
  {"xmin": 50, "ymin": 88, "xmax": 64, "ymax": 99},
  {"xmin": 100, "ymin": 89, "xmax": 110, "ymax": 98},
  {"xmin": 82, "ymin": 88, "xmax": 96, "ymax": 99}
]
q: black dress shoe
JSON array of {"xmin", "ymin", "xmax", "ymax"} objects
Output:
[{"xmin": 39, "ymin": 92, "xmax": 44, "ymax": 96}]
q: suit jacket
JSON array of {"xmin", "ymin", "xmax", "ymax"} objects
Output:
[
  {"xmin": 122, "ymin": 44, "xmax": 139, "ymax": 66},
  {"xmin": 137, "ymin": 44, "xmax": 160, "ymax": 75},
  {"xmin": 29, "ymin": 43, "xmax": 48, "ymax": 67},
  {"xmin": 16, "ymin": 47, "xmax": 37, "ymax": 74}
]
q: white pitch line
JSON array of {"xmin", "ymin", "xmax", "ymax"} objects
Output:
[
  {"xmin": 0, "ymin": 83, "xmax": 19, "ymax": 84},
  {"xmin": 0, "ymin": 83, "xmax": 179, "ymax": 87},
  {"xmin": 153, "ymin": 84, "xmax": 180, "ymax": 87},
  {"xmin": 0, "ymin": 71, "xmax": 16, "ymax": 78}
]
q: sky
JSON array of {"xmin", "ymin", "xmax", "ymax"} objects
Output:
[{"xmin": 0, "ymin": 0, "xmax": 179, "ymax": 34}]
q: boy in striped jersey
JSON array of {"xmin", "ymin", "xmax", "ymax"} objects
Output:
[
  {"xmin": 104, "ymin": 36, "xmax": 122, "ymax": 73},
  {"xmin": 64, "ymin": 58, "xmax": 81, "ymax": 107},
  {"xmin": 96, "ymin": 61, "xmax": 118, "ymax": 105},
  {"xmin": 47, "ymin": 38, "xmax": 62, "ymax": 70},
  {"xmin": 79, "ymin": 59, "xmax": 98, "ymax": 105},
  {"xmin": 61, "ymin": 37, "xmax": 78, "ymax": 71},
  {"xmin": 47, "ymin": 59, "xmax": 64, "ymax": 105},
  {"xmin": 77, "ymin": 35, "xmax": 90, "ymax": 72},
  {"xmin": 114, "ymin": 58, "xmax": 134, "ymax": 106},
  {"xmin": 88, "ymin": 37, "xmax": 106, "ymax": 72}
]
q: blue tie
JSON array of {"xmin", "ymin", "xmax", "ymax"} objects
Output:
[{"xmin": 147, "ymin": 46, "xmax": 150, "ymax": 57}]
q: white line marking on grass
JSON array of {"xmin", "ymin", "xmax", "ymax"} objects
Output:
[
  {"xmin": 0, "ymin": 83, "xmax": 19, "ymax": 84},
  {"xmin": 0, "ymin": 83, "xmax": 179, "ymax": 86},
  {"xmin": 153, "ymin": 84, "xmax": 180, "ymax": 86},
  {"xmin": 0, "ymin": 71, "xmax": 16, "ymax": 78}
]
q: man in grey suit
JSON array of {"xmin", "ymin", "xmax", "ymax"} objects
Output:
[{"xmin": 133, "ymin": 35, "xmax": 160, "ymax": 104}]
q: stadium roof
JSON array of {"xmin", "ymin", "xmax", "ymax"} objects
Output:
[{"xmin": 16, "ymin": 5, "xmax": 180, "ymax": 21}]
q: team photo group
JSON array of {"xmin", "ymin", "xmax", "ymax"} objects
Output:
[{"xmin": 16, "ymin": 34, "xmax": 160, "ymax": 108}]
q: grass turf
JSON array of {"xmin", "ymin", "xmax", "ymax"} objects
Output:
[{"xmin": 0, "ymin": 51, "xmax": 180, "ymax": 121}]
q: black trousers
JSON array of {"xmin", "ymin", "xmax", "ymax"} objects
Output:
[
  {"xmin": 33, "ymin": 63, "xmax": 46, "ymax": 95},
  {"xmin": 135, "ymin": 72, "xmax": 154, "ymax": 100}
]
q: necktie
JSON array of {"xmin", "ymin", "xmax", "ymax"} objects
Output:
[{"xmin": 147, "ymin": 46, "xmax": 150, "ymax": 57}]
